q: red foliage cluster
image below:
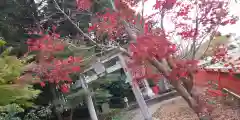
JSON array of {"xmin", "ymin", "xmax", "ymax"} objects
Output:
[
  {"xmin": 26, "ymin": 30, "xmax": 82, "ymax": 93},
  {"xmin": 127, "ymin": 35, "xmax": 200, "ymax": 81},
  {"xmin": 129, "ymin": 35, "xmax": 175, "ymax": 61},
  {"xmin": 76, "ymin": 0, "xmax": 92, "ymax": 10},
  {"xmin": 211, "ymin": 47, "xmax": 228, "ymax": 63},
  {"xmin": 86, "ymin": 0, "xmax": 237, "ymax": 82},
  {"xmin": 154, "ymin": 0, "xmax": 176, "ymax": 10},
  {"xmin": 181, "ymin": 0, "xmax": 235, "ymax": 39},
  {"xmin": 27, "ymin": 31, "xmax": 63, "ymax": 52},
  {"xmin": 127, "ymin": 35, "xmax": 171, "ymax": 81},
  {"xmin": 147, "ymin": 0, "xmax": 238, "ymax": 40},
  {"xmin": 88, "ymin": 10, "xmax": 126, "ymax": 40},
  {"xmin": 127, "ymin": 60, "xmax": 162, "ymax": 82},
  {"xmin": 140, "ymin": 0, "xmax": 238, "ymax": 88},
  {"xmin": 88, "ymin": 0, "xmax": 140, "ymax": 40},
  {"xmin": 81, "ymin": 0, "xmax": 238, "ymax": 96}
]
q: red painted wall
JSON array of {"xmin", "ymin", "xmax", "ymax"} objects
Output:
[{"xmin": 195, "ymin": 70, "xmax": 240, "ymax": 95}]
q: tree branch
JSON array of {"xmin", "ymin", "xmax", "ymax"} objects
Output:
[
  {"xmin": 53, "ymin": 0, "xmax": 130, "ymax": 56},
  {"xmin": 190, "ymin": 2, "xmax": 199, "ymax": 59},
  {"xmin": 200, "ymin": 28, "xmax": 219, "ymax": 58},
  {"xmin": 52, "ymin": 0, "xmax": 105, "ymax": 49},
  {"xmin": 141, "ymin": 0, "xmax": 145, "ymax": 31},
  {"xmin": 160, "ymin": 9, "xmax": 166, "ymax": 37}
]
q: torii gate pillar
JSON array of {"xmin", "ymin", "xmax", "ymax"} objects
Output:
[{"xmin": 118, "ymin": 55, "xmax": 152, "ymax": 120}]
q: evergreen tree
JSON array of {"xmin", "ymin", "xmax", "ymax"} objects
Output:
[
  {"xmin": 0, "ymin": 41, "xmax": 40, "ymax": 107},
  {"xmin": 0, "ymin": 0, "xmax": 42, "ymax": 55}
]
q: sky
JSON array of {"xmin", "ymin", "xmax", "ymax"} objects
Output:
[
  {"xmin": 217, "ymin": 1, "xmax": 240, "ymax": 36},
  {"xmin": 135, "ymin": 0, "xmax": 240, "ymax": 36}
]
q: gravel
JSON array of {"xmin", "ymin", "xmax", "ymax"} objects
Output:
[{"xmin": 152, "ymin": 87, "xmax": 240, "ymax": 120}]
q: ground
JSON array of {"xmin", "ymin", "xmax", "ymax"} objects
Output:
[
  {"xmin": 152, "ymin": 97, "xmax": 240, "ymax": 120},
  {"xmin": 126, "ymin": 94, "xmax": 240, "ymax": 120}
]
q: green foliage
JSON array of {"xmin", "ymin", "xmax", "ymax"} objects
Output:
[
  {"xmin": 0, "ymin": 40, "xmax": 22, "ymax": 83},
  {"xmin": 0, "ymin": 0, "xmax": 40, "ymax": 56},
  {"xmin": 43, "ymin": 0, "xmax": 91, "ymax": 36},
  {"xmin": 57, "ymin": 91, "xmax": 86, "ymax": 112},
  {"xmin": 91, "ymin": 0, "xmax": 114, "ymax": 13},
  {"xmin": 106, "ymin": 80, "xmax": 132, "ymax": 98},
  {"xmin": 57, "ymin": 87, "xmax": 112, "ymax": 112},
  {"xmin": 0, "ymin": 39, "xmax": 6, "ymax": 46},
  {"xmin": 0, "ymin": 104, "xmax": 53, "ymax": 120},
  {"xmin": 94, "ymin": 88, "xmax": 112, "ymax": 103},
  {"xmin": 234, "ymin": 73, "xmax": 240, "ymax": 79},
  {"xmin": 147, "ymin": 79, "xmax": 155, "ymax": 87},
  {"xmin": 0, "ymin": 85, "xmax": 40, "ymax": 107},
  {"xmin": 0, "ymin": 104, "xmax": 23, "ymax": 120},
  {"xmin": 0, "ymin": 56, "xmax": 22, "ymax": 84},
  {"xmin": 0, "ymin": 45, "xmax": 40, "ymax": 107},
  {"xmin": 23, "ymin": 105, "xmax": 53, "ymax": 120}
]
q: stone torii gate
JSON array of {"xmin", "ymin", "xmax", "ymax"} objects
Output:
[{"xmin": 75, "ymin": 52, "xmax": 153, "ymax": 120}]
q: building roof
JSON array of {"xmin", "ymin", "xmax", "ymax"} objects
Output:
[{"xmin": 199, "ymin": 36, "xmax": 240, "ymax": 73}]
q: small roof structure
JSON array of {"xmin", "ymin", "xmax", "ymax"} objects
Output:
[
  {"xmin": 199, "ymin": 35, "xmax": 240, "ymax": 73},
  {"xmin": 195, "ymin": 35, "xmax": 231, "ymax": 59}
]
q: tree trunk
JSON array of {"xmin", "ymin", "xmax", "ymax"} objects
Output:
[
  {"xmin": 50, "ymin": 84, "xmax": 63, "ymax": 120},
  {"xmin": 148, "ymin": 57, "xmax": 201, "ymax": 115}
]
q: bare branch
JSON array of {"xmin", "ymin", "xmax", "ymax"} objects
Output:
[
  {"xmin": 160, "ymin": 9, "xmax": 166, "ymax": 37},
  {"xmin": 39, "ymin": 12, "xmax": 62, "ymax": 24},
  {"xmin": 52, "ymin": 0, "xmax": 131, "ymax": 56},
  {"xmin": 52, "ymin": 0, "xmax": 105, "ymax": 49},
  {"xmin": 148, "ymin": 57, "xmax": 171, "ymax": 76},
  {"xmin": 200, "ymin": 28, "xmax": 219, "ymax": 58},
  {"xmin": 141, "ymin": 0, "xmax": 145, "ymax": 31},
  {"xmin": 189, "ymin": 2, "xmax": 199, "ymax": 59}
]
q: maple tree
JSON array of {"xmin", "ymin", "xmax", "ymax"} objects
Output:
[
  {"xmin": 21, "ymin": 29, "xmax": 82, "ymax": 93},
  {"xmin": 74, "ymin": 0, "xmax": 238, "ymax": 118},
  {"xmin": 149, "ymin": 0, "xmax": 237, "ymax": 59},
  {"xmin": 17, "ymin": 0, "xmax": 238, "ymax": 119}
]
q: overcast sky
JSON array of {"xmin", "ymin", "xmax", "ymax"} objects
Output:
[{"xmin": 135, "ymin": 0, "xmax": 240, "ymax": 36}]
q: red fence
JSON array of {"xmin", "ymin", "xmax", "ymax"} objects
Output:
[{"xmin": 195, "ymin": 70, "xmax": 240, "ymax": 95}]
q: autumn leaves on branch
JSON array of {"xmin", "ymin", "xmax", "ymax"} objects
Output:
[{"xmin": 20, "ymin": 0, "xmax": 238, "ymax": 94}]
